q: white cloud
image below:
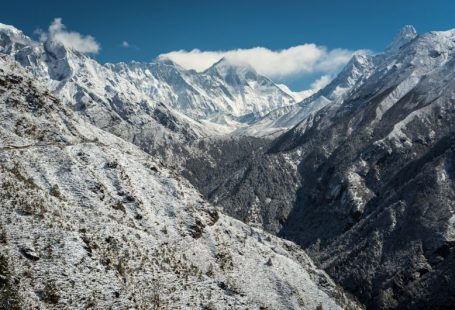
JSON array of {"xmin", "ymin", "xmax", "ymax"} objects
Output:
[
  {"xmin": 158, "ymin": 45, "xmax": 355, "ymax": 79},
  {"xmin": 40, "ymin": 18, "xmax": 100, "ymax": 54},
  {"xmin": 121, "ymin": 40, "xmax": 139, "ymax": 50},
  {"xmin": 310, "ymin": 74, "xmax": 333, "ymax": 90}
]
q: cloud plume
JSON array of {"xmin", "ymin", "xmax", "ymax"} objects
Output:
[
  {"xmin": 40, "ymin": 18, "xmax": 100, "ymax": 54},
  {"xmin": 158, "ymin": 44, "xmax": 355, "ymax": 79}
]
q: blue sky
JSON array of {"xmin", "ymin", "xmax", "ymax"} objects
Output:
[{"xmin": 1, "ymin": 0, "xmax": 455, "ymax": 90}]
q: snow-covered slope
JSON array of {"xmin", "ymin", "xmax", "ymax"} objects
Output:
[
  {"xmin": 108, "ymin": 58, "xmax": 297, "ymax": 122},
  {"xmin": 0, "ymin": 55, "xmax": 361, "ymax": 309},
  {"xmin": 239, "ymin": 26, "xmax": 419, "ymax": 137},
  {"xmin": 0, "ymin": 23, "xmax": 301, "ymax": 144},
  {"xmin": 193, "ymin": 25, "xmax": 455, "ymax": 309},
  {"xmin": 238, "ymin": 52, "xmax": 377, "ymax": 137},
  {"xmin": 0, "ymin": 22, "xmax": 214, "ymax": 152},
  {"xmin": 277, "ymin": 83, "xmax": 316, "ymax": 102}
]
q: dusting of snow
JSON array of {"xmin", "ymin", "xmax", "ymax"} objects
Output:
[{"xmin": 0, "ymin": 54, "xmax": 360, "ymax": 309}]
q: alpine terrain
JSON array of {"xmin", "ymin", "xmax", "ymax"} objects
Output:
[
  {"xmin": 0, "ymin": 18, "xmax": 455, "ymax": 310},
  {"xmin": 0, "ymin": 45, "xmax": 359, "ymax": 309},
  {"xmin": 181, "ymin": 26, "xmax": 455, "ymax": 309}
]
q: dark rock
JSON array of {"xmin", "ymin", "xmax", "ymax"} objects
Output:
[
  {"xmin": 105, "ymin": 161, "xmax": 118, "ymax": 169},
  {"xmin": 20, "ymin": 247, "xmax": 39, "ymax": 261}
]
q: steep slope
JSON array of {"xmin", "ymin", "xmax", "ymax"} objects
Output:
[
  {"xmin": 180, "ymin": 136, "xmax": 302, "ymax": 235},
  {"xmin": 270, "ymin": 26, "xmax": 455, "ymax": 308},
  {"xmin": 180, "ymin": 26, "xmax": 455, "ymax": 309},
  {"xmin": 109, "ymin": 57, "xmax": 297, "ymax": 124},
  {"xmin": 239, "ymin": 52, "xmax": 376, "ymax": 137},
  {"xmin": 0, "ymin": 55, "xmax": 362, "ymax": 309}
]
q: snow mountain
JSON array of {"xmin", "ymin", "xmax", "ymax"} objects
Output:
[
  {"xmin": 181, "ymin": 25, "xmax": 455, "ymax": 309},
  {"xmin": 5, "ymin": 18, "xmax": 455, "ymax": 309},
  {"xmin": 238, "ymin": 52, "xmax": 377, "ymax": 136},
  {"xmin": 0, "ymin": 22, "xmax": 303, "ymax": 148},
  {"xmin": 0, "ymin": 53, "xmax": 361, "ymax": 309}
]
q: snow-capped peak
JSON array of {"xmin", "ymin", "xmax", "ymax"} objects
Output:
[
  {"xmin": 276, "ymin": 83, "xmax": 315, "ymax": 102},
  {"xmin": 0, "ymin": 22, "xmax": 37, "ymax": 53},
  {"xmin": 0, "ymin": 22, "xmax": 22, "ymax": 33},
  {"xmin": 385, "ymin": 25, "xmax": 417, "ymax": 53},
  {"xmin": 153, "ymin": 57, "xmax": 186, "ymax": 69},
  {"xmin": 0, "ymin": 23, "xmax": 301, "ymax": 140},
  {"xmin": 204, "ymin": 57, "xmax": 258, "ymax": 80}
]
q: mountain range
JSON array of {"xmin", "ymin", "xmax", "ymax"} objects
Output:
[{"xmin": 1, "ymin": 21, "xmax": 455, "ymax": 309}]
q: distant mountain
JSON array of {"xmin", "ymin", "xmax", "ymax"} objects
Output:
[
  {"xmin": 0, "ymin": 22, "xmax": 304, "ymax": 149},
  {"xmin": 107, "ymin": 57, "xmax": 300, "ymax": 129},
  {"xmin": 239, "ymin": 52, "xmax": 377, "ymax": 136}
]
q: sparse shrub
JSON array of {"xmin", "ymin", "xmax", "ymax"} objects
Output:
[
  {"xmin": 49, "ymin": 184, "xmax": 61, "ymax": 198},
  {"xmin": 112, "ymin": 201, "xmax": 126, "ymax": 213},
  {"xmin": 0, "ymin": 256, "xmax": 21, "ymax": 310},
  {"xmin": 41, "ymin": 282, "xmax": 60, "ymax": 304}
]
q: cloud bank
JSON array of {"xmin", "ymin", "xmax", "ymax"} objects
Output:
[
  {"xmin": 158, "ymin": 44, "xmax": 355, "ymax": 79},
  {"xmin": 40, "ymin": 18, "xmax": 100, "ymax": 54}
]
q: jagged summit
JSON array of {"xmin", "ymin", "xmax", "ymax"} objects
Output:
[
  {"xmin": 315, "ymin": 51, "xmax": 375, "ymax": 101},
  {"xmin": 205, "ymin": 57, "xmax": 257, "ymax": 77},
  {"xmin": 0, "ymin": 22, "xmax": 27, "ymax": 36},
  {"xmin": 385, "ymin": 25, "xmax": 417, "ymax": 53},
  {"xmin": 0, "ymin": 22, "xmax": 37, "ymax": 53},
  {"xmin": 151, "ymin": 56, "xmax": 187, "ymax": 70},
  {"xmin": 0, "ymin": 22, "xmax": 20, "ymax": 33},
  {"xmin": 0, "ymin": 23, "xmax": 299, "ymax": 130}
]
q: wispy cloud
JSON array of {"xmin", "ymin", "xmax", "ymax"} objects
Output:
[
  {"xmin": 158, "ymin": 45, "xmax": 356, "ymax": 79},
  {"xmin": 121, "ymin": 40, "xmax": 139, "ymax": 50},
  {"xmin": 39, "ymin": 18, "xmax": 100, "ymax": 54}
]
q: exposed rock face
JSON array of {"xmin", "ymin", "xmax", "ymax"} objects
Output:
[{"xmin": 0, "ymin": 56, "xmax": 361, "ymax": 309}]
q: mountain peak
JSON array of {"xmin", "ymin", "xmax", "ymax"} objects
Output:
[
  {"xmin": 0, "ymin": 22, "xmax": 23, "ymax": 35},
  {"xmin": 386, "ymin": 25, "xmax": 417, "ymax": 53},
  {"xmin": 206, "ymin": 57, "xmax": 257, "ymax": 76},
  {"xmin": 154, "ymin": 57, "xmax": 179, "ymax": 67},
  {"xmin": 0, "ymin": 22, "xmax": 38, "ymax": 56}
]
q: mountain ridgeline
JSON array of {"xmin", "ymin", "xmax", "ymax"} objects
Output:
[{"xmin": 1, "ymin": 22, "xmax": 455, "ymax": 309}]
